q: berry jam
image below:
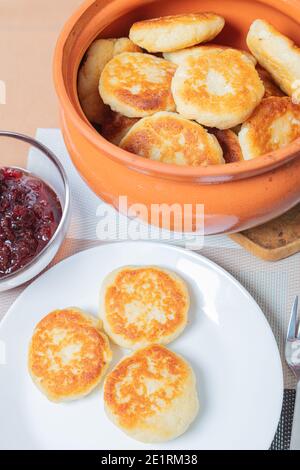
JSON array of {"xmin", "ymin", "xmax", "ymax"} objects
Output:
[{"xmin": 0, "ymin": 167, "xmax": 62, "ymax": 278}]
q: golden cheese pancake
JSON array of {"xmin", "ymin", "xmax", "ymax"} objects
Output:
[
  {"xmin": 238, "ymin": 97, "xmax": 300, "ymax": 160},
  {"xmin": 247, "ymin": 20, "xmax": 300, "ymax": 104},
  {"xmin": 28, "ymin": 308, "xmax": 112, "ymax": 402},
  {"xmin": 119, "ymin": 112, "xmax": 224, "ymax": 166},
  {"xmin": 129, "ymin": 12, "xmax": 225, "ymax": 53},
  {"xmin": 164, "ymin": 44, "xmax": 257, "ymax": 66},
  {"xmin": 257, "ymin": 66, "xmax": 285, "ymax": 98},
  {"xmin": 104, "ymin": 344, "xmax": 199, "ymax": 442},
  {"xmin": 99, "ymin": 266, "xmax": 190, "ymax": 349},
  {"xmin": 78, "ymin": 38, "xmax": 141, "ymax": 124},
  {"xmin": 209, "ymin": 128, "xmax": 244, "ymax": 163},
  {"xmin": 100, "ymin": 110, "xmax": 140, "ymax": 145},
  {"xmin": 171, "ymin": 48, "xmax": 265, "ymax": 129},
  {"xmin": 99, "ymin": 52, "xmax": 176, "ymax": 118}
]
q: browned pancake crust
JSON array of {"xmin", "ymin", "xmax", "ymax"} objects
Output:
[
  {"xmin": 104, "ymin": 344, "xmax": 190, "ymax": 430},
  {"xmin": 129, "ymin": 13, "xmax": 224, "ymax": 52},
  {"xmin": 99, "ymin": 53, "xmax": 176, "ymax": 117},
  {"xmin": 209, "ymin": 128, "xmax": 243, "ymax": 163},
  {"xmin": 103, "ymin": 267, "xmax": 189, "ymax": 345},
  {"xmin": 172, "ymin": 49, "xmax": 264, "ymax": 129},
  {"xmin": 239, "ymin": 97, "xmax": 300, "ymax": 158},
  {"xmin": 120, "ymin": 112, "xmax": 224, "ymax": 166},
  {"xmin": 131, "ymin": 12, "xmax": 220, "ymax": 29},
  {"xmin": 164, "ymin": 44, "xmax": 256, "ymax": 66},
  {"xmin": 178, "ymin": 50, "xmax": 259, "ymax": 114},
  {"xmin": 100, "ymin": 110, "xmax": 140, "ymax": 145}
]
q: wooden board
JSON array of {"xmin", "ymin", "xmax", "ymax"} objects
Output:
[{"xmin": 229, "ymin": 204, "xmax": 300, "ymax": 261}]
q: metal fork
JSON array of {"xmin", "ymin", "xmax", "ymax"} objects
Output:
[{"xmin": 285, "ymin": 296, "xmax": 300, "ymax": 449}]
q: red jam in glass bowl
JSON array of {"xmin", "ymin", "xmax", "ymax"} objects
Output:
[{"xmin": 0, "ymin": 167, "xmax": 62, "ymax": 278}]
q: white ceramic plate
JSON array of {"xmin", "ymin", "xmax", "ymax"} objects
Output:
[{"xmin": 0, "ymin": 242, "xmax": 283, "ymax": 450}]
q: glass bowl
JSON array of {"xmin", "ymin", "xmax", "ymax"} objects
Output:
[
  {"xmin": 53, "ymin": 0, "xmax": 300, "ymax": 235},
  {"xmin": 0, "ymin": 131, "xmax": 70, "ymax": 291}
]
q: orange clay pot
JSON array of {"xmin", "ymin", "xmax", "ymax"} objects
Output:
[{"xmin": 53, "ymin": 0, "xmax": 300, "ymax": 235}]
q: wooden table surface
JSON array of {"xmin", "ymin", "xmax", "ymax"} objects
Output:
[{"xmin": 0, "ymin": 0, "xmax": 82, "ymax": 146}]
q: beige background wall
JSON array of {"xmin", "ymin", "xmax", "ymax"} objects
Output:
[{"xmin": 0, "ymin": 0, "xmax": 83, "ymax": 138}]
